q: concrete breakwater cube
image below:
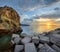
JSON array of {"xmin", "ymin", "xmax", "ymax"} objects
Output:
[
  {"xmin": 38, "ymin": 44, "xmax": 44, "ymax": 49},
  {"xmin": 49, "ymin": 34, "xmax": 60, "ymax": 46},
  {"xmin": 38, "ymin": 44, "xmax": 56, "ymax": 52},
  {"xmin": 21, "ymin": 37, "xmax": 31, "ymax": 44},
  {"xmin": 25, "ymin": 43, "xmax": 37, "ymax": 52},
  {"xmin": 13, "ymin": 37, "xmax": 21, "ymax": 44},
  {"xmin": 39, "ymin": 35, "xmax": 49, "ymax": 43},
  {"xmin": 11, "ymin": 34, "xmax": 21, "ymax": 44},
  {"xmin": 20, "ymin": 33, "xmax": 28, "ymax": 38},
  {"xmin": 12, "ymin": 34, "xmax": 20, "ymax": 38},
  {"xmin": 52, "ymin": 44, "xmax": 60, "ymax": 52},
  {"xmin": 14, "ymin": 45, "xmax": 24, "ymax": 52},
  {"xmin": 32, "ymin": 36, "xmax": 39, "ymax": 44}
]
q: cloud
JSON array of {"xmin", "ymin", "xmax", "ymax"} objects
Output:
[
  {"xmin": 18, "ymin": 0, "xmax": 60, "ymax": 11},
  {"xmin": 54, "ymin": 7, "xmax": 60, "ymax": 11},
  {"xmin": 32, "ymin": 6, "xmax": 60, "ymax": 19},
  {"xmin": 0, "ymin": 0, "xmax": 60, "ymax": 20},
  {"xmin": 20, "ymin": 14, "xmax": 29, "ymax": 22},
  {"xmin": 0, "ymin": 0, "xmax": 59, "ymax": 12},
  {"xmin": 40, "ymin": 10, "xmax": 60, "ymax": 18}
]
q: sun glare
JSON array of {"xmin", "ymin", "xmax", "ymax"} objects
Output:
[{"xmin": 31, "ymin": 18, "xmax": 60, "ymax": 33}]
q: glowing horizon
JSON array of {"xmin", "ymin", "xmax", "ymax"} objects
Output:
[{"xmin": 33, "ymin": 18, "xmax": 60, "ymax": 22}]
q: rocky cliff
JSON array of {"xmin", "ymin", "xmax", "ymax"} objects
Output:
[{"xmin": 0, "ymin": 6, "xmax": 22, "ymax": 36}]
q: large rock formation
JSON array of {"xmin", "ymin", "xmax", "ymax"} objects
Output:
[
  {"xmin": 0, "ymin": 6, "xmax": 22, "ymax": 36},
  {"xmin": 0, "ymin": 6, "xmax": 22, "ymax": 51}
]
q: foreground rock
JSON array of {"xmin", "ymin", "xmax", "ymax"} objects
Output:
[
  {"xmin": 0, "ymin": 6, "xmax": 22, "ymax": 36},
  {"xmin": 20, "ymin": 33, "xmax": 28, "ymax": 38},
  {"xmin": 0, "ymin": 6, "xmax": 22, "ymax": 51},
  {"xmin": 38, "ymin": 44, "xmax": 44, "ymax": 49},
  {"xmin": 12, "ymin": 34, "xmax": 20, "ymax": 38},
  {"xmin": 39, "ymin": 35, "xmax": 49, "ymax": 43},
  {"xmin": 21, "ymin": 37, "xmax": 31, "ymax": 44},
  {"xmin": 52, "ymin": 44, "xmax": 60, "ymax": 52},
  {"xmin": 38, "ymin": 44, "xmax": 56, "ymax": 52},
  {"xmin": 11, "ymin": 34, "xmax": 22, "ymax": 44},
  {"xmin": 32, "ymin": 36, "xmax": 39, "ymax": 44},
  {"xmin": 25, "ymin": 43, "xmax": 37, "ymax": 52},
  {"xmin": 14, "ymin": 45, "xmax": 24, "ymax": 52},
  {"xmin": 49, "ymin": 34, "xmax": 60, "ymax": 46},
  {"xmin": 10, "ymin": 28, "xmax": 60, "ymax": 52},
  {"xmin": 13, "ymin": 37, "xmax": 21, "ymax": 44}
]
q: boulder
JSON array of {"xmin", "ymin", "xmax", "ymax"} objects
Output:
[
  {"xmin": 0, "ymin": 6, "xmax": 22, "ymax": 36},
  {"xmin": 0, "ymin": 6, "xmax": 22, "ymax": 51}
]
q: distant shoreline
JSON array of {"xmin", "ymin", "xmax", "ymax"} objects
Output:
[{"xmin": 20, "ymin": 24, "xmax": 30, "ymax": 26}]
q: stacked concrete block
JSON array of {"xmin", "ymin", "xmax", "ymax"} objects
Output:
[
  {"xmin": 32, "ymin": 36, "xmax": 39, "ymax": 44},
  {"xmin": 49, "ymin": 34, "xmax": 60, "ymax": 46},
  {"xmin": 38, "ymin": 44, "xmax": 44, "ymax": 49},
  {"xmin": 14, "ymin": 45, "xmax": 24, "ymax": 52},
  {"xmin": 39, "ymin": 35, "xmax": 49, "ymax": 43},
  {"xmin": 13, "ymin": 37, "xmax": 21, "ymax": 44},
  {"xmin": 52, "ymin": 44, "xmax": 60, "ymax": 52},
  {"xmin": 12, "ymin": 34, "xmax": 20, "ymax": 38},
  {"xmin": 25, "ymin": 43, "xmax": 37, "ymax": 52},
  {"xmin": 11, "ymin": 34, "xmax": 21, "ymax": 44},
  {"xmin": 21, "ymin": 37, "xmax": 31, "ymax": 44},
  {"xmin": 38, "ymin": 44, "xmax": 56, "ymax": 52},
  {"xmin": 20, "ymin": 33, "xmax": 28, "ymax": 38},
  {"xmin": 11, "ymin": 28, "xmax": 60, "ymax": 52}
]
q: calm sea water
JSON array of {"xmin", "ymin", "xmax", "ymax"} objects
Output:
[
  {"xmin": 21, "ymin": 21, "xmax": 60, "ymax": 35},
  {"xmin": 21, "ymin": 26, "xmax": 33, "ymax": 35}
]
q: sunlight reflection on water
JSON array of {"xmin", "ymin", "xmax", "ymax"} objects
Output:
[{"xmin": 30, "ymin": 19, "xmax": 60, "ymax": 33}]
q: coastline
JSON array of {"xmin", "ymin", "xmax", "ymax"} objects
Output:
[{"xmin": 10, "ymin": 28, "xmax": 60, "ymax": 52}]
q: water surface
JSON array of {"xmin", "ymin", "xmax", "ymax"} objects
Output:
[{"xmin": 21, "ymin": 19, "xmax": 60, "ymax": 35}]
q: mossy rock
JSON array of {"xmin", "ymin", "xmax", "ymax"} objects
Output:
[
  {"xmin": 0, "ymin": 31, "xmax": 22, "ymax": 51},
  {"xmin": 0, "ymin": 35, "xmax": 11, "ymax": 51}
]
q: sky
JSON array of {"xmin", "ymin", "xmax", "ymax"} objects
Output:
[{"xmin": 0, "ymin": 0, "xmax": 60, "ymax": 22}]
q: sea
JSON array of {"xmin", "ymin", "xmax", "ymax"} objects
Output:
[{"xmin": 21, "ymin": 21, "xmax": 60, "ymax": 35}]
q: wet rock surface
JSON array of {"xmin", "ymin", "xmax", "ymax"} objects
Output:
[{"xmin": 10, "ymin": 28, "xmax": 60, "ymax": 52}]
